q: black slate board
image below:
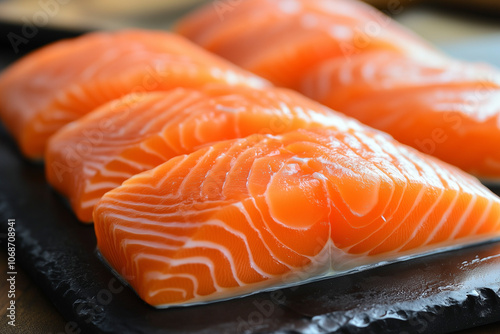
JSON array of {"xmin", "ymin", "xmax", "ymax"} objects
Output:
[{"xmin": 1, "ymin": 40, "xmax": 500, "ymax": 334}]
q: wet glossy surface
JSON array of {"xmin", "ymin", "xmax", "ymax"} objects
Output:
[
  {"xmin": 1, "ymin": 39, "xmax": 500, "ymax": 334},
  {"xmin": 1, "ymin": 108, "xmax": 500, "ymax": 334}
]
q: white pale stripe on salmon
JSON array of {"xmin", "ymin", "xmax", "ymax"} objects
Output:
[
  {"xmin": 89, "ymin": 166, "xmax": 138, "ymax": 180},
  {"xmin": 105, "ymin": 209, "xmax": 206, "ymax": 229},
  {"xmin": 477, "ymin": 204, "xmax": 500, "ymax": 234},
  {"xmin": 233, "ymin": 202, "xmax": 294, "ymax": 270},
  {"xmin": 345, "ymin": 183, "xmax": 423, "ymax": 254},
  {"xmin": 183, "ymin": 238, "xmax": 269, "ymax": 281},
  {"xmin": 138, "ymin": 93, "xmax": 205, "ymax": 135},
  {"xmin": 2, "ymin": 30, "xmax": 272, "ymax": 159},
  {"xmin": 81, "ymin": 198, "xmax": 107, "ymax": 211},
  {"xmin": 422, "ymin": 186, "xmax": 461, "ymax": 246},
  {"xmin": 149, "ymin": 286, "xmax": 189, "ymax": 297},
  {"xmin": 82, "ymin": 164, "xmax": 105, "ymax": 178},
  {"xmin": 121, "ymin": 239, "xmax": 182, "ymax": 252},
  {"xmin": 112, "ymin": 201, "xmax": 315, "ymax": 280},
  {"xmin": 203, "ymin": 219, "xmax": 284, "ymax": 277},
  {"xmin": 136, "ymin": 139, "xmax": 172, "ymax": 161},
  {"xmin": 248, "ymin": 196, "xmax": 323, "ymax": 265},
  {"xmin": 343, "ymin": 182, "xmax": 427, "ymax": 253},
  {"xmin": 103, "ymin": 190, "xmax": 200, "ymax": 203},
  {"xmin": 338, "ymin": 133, "xmax": 399, "ymax": 218},
  {"xmin": 131, "ymin": 253, "xmax": 216, "ymax": 294},
  {"xmin": 245, "ymin": 197, "xmax": 304, "ymax": 256},
  {"xmin": 418, "ymin": 156, "xmax": 464, "ymax": 244},
  {"xmin": 103, "ymin": 198, "xmax": 207, "ymax": 215},
  {"xmin": 78, "ymin": 48, "xmax": 120, "ymax": 80},
  {"xmin": 175, "ymin": 148, "xmax": 219, "ymax": 195},
  {"xmin": 113, "ymin": 225, "xmax": 191, "ymax": 243},
  {"xmin": 348, "ymin": 135, "xmax": 403, "ymax": 222},
  {"xmin": 111, "ymin": 155, "xmax": 156, "ymax": 172},
  {"xmin": 48, "ymin": 84, "xmax": 375, "ymax": 222},
  {"xmin": 106, "ymin": 194, "xmax": 237, "ymax": 216},
  {"xmin": 201, "ymin": 145, "xmax": 250, "ymax": 189},
  {"xmin": 82, "ymin": 180, "xmax": 125, "ymax": 193},
  {"xmin": 396, "ymin": 187, "xmax": 446, "ymax": 252},
  {"xmin": 143, "ymin": 253, "xmax": 226, "ymax": 290},
  {"xmin": 470, "ymin": 200, "xmax": 494, "ymax": 235},
  {"xmin": 156, "ymin": 153, "xmax": 212, "ymax": 191},
  {"xmin": 94, "ymin": 128, "xmax": 500, "ymax": 307},
  {"xmin": 102, "ymin": 195, "xmax": 236, "ymax": 218},
  {"xmin": 450, "ymin": 195, "xmax": 479, "ymax": 240},
  {"xmin": 98, "ymin": 161, "xmax": 158, "ymax": 178},
  {"xmin": 150, "ymin": 155, "xmax": 190, "ymax": 191},
  {"xmin": 144, "ymin": 274, "xmax": 201, "ymax": 297}
]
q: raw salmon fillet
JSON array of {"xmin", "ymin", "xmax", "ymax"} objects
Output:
[
  {"xmin": 0, "ymin": 30, "xmax": 268, "ymax": 159},
  {"xmin": 46, "ymin": 85, "xmax": 365, "ymax": 222},
  {"xmin": 177, "ymin": 0, "xmax": 500, "ymax": 181},
  {"xmin": 94, "ymin": 128, "xmax": 500, "ymax": 307}
]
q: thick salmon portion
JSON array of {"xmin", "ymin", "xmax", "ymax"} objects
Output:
[
  {"xmin": 176, "ymin": 0, "xmax": 433, "ymax": 89},
  {"xmin": 176, "ymin": 0, "xmax": 500, "ymax": 181},
  {"xmin": 94, "ymin": 128, "xmax": 500, "ymax": 307},
  {"xmin": 46, "ymin": 85, "xmax": 365, "ymax": 222},
  {"xmin": 0, "ymin": 30, "xmax": 269, "ymax": 159},
  {"xmin": 302, "ymin": 52, "xmax": 500, "ymax": 180}
]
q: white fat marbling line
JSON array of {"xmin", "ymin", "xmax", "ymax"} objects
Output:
[
  {"xmin": 346, "ymin": 184, "xmax": 426, "ymax": 254},
  {"xmin": 232, "ymin": 202, "xmax": 293, "ymax": 270},
  {"xmin": 164, "ymin": 147, "xmax": 216, "ymax": 193},
  {"xmin": 204, "ymin": 218, "xmax": 275, "ymax": 278},
  {"xmin": 121, "ymin": 238, "xmax": 180, "ymax": 252},
  {"xmin": 79, "ymin": 47, "xmax": 124, "ymax": 80},
  {"xmin": 165, "ymin": 253, "xmax": 230, "ymax": 290},
  {"xmin": 79, "ymin": 197, "xmax": 101, "ymax": 210},
  {"xmin": 215, "ymin": 104, "xmax": 245, "ymax": 113},
  {"xmin": 148, "ymin": 287, "xmax": 188, "ymax": 300},
  {"xmin": 470, "ymin": 200, "xmax": 494, "ymax": 235},
  {"xmin": 89, "ymin": 165, "xmax": 134, "ymax": 179},
  {"xmin": 145, "ymin": 273, "xmax": 200, "ymax": 297},
  {"xmin": 104, "ymin": 210, "xmax": 205, "ymax": 230},
  {"xmin": 396, "ymin": 186, "xmax": 446, "ymax": 252},
  {"xmin": 450, "ymin": 194, "xmax": 478, "ymax": 240},
  {"xmin": 132, "ymin": 253, "xmax": 213, "ymax": 296},
  {"xmin": 82, "ymin": 180, "xmax": 122, "ymax": 193},
  {"xmin": 136, "ymin": 96, "xmax": 188, "ymax": 135},
  {"xmin": 247, "ymin": 196, "xmax": 307, "ymax": 260},
  {"xmin": 102, "ymin": 199, "xmax": 221, "ymax": 217},
  {"xmin": 152, "ymin": 155, "xmax": 190, "ymax": 189},
  {"xmin": 182, "ymin": 239, "xmax": 250, "ymax": 286},
  {"xmin": 113, "ymin": 224, "xmax": 190, "ymax": 243},
  {"xmin": 138, "ymin": 138, "xmax": 171, "ymax": 162},
  {"xmin": 423, "ymin": 186, "xmax": 461, "ymax": 246}
]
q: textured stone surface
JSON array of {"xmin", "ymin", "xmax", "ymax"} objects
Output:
[
  {"xmin": 1, "ymin": 120, "xmax": 500, "ymax": 334},
  {"xmin": 1, "ymin": 28, "xmax": 500, "ymax": 334}
]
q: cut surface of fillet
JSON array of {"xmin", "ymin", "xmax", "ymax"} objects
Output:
[
  {"xmin": 94, "ymin": 128, "xmax": 500, "ymax": 307},
  {"xmin": 176, "ymin": 0, "xmax": 500, "ymax": 181},
  {"xmin": 46, "ymin": 86, "xmax": 364, "ymax": 222},
  {"xmin": 0, "ymin": 30, "xmax": 269, "ymax": 159}
]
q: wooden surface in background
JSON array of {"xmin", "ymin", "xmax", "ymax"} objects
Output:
[
  {"xmin": 0, "ymin": 0, "xmax": 207, "ymax": 30},
  {"xmin": 365, "ymin": 0, "xmax": 500, "ymax": 12}
]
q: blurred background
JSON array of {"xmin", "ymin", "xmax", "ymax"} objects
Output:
[
  {"xmin": 0, "ymin": 0, "xmax": 500, "ymax": 66},
  {"xmin": 0, "ymin": 1, "xmax": 499, "ymax": 333}
]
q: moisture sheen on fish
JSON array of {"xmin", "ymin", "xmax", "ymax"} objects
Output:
[
  {"xmin": 46, "ymin": 85, "xmax": 364, "ymax": 222},
  {"xmin": 0, "ymin": 30, "xmax": 269, "ymax": 159},
  {"xmin": 176, "ymin": 0, "xmax": 500, "ymax": 181},
  {"xmin": 94, "ymin": 128, "xmax": 500, "ymax": 308}
]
